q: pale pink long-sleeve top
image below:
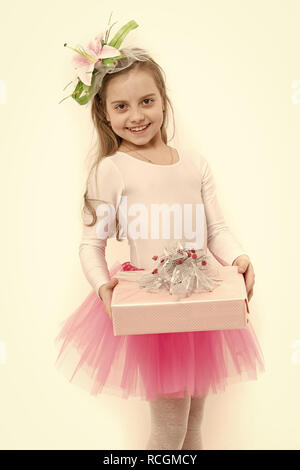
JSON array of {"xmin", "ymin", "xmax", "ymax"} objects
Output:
[{"xmin": 79, "ymin": 149, "xmax": 247, "ymax": 299}]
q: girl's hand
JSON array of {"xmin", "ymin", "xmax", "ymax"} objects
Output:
[
  {"xmin": 98, "ymin": 278, "xmax": 119, "ymax": 320},
  {"xmin": 232, "ymin": 254, "xmax": 255, "ymax": 302}
]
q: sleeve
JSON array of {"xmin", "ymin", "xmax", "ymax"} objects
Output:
[
  {"xmin": 78, "ymin": 157, "xmax": 125, "ymax": 299},
  {"xmin": 200, "ymin": 156, "xmax": 248, "ymax": 266}
]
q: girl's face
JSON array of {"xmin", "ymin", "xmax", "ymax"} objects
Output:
[{"xmin": 105, "ymin": 68, "xmax": 165, "ymax": 148}]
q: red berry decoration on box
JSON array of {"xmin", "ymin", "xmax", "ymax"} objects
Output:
[{"xmin": 121, "ymin": 261, "xmax": 145, "ymax": 271}]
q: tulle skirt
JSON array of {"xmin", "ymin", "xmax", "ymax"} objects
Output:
[{"xmin": 54, "ymin": 262, "xmax": 266, "ymax": 401}]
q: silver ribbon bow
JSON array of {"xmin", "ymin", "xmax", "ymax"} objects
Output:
[{"xmin": 138, "ymin": 241, "xmax": 223, "ymax": 300}]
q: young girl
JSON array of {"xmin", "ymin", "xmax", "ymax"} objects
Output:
[{"xmin": 55, "ymin": 20, "xmax": 265, "ymax": 450}]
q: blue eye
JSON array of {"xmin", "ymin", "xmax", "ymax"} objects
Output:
[{"xmin": 115, "ymin": 98, "xmax": 154, "ymax": 110}]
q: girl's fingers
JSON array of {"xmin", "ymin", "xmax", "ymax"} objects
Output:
[
  {"xmin": 244, "ymin": 262, "xmax": 255, "ymax": 293},
  {"xmin": 104, "ymin": 299, "xmax": 112, "ymax": 319},
  {"xmin": 248, "ymin": 287, "xmax": 253, "ymax": 301}
]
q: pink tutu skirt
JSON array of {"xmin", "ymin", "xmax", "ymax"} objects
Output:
[{"xmin": 54, "ymin": 261, "xmax": 265, "ymax": 401}]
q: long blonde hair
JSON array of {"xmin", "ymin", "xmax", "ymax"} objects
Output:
[{"xmin": 82, "ymin": 47, "xmax": 176, "ymax": 241}]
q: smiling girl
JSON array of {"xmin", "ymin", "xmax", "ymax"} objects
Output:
[{"xmin": 55, "ymin": 17, "xmax": 265, "ymax": 450}]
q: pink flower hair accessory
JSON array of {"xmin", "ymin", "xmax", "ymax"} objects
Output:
[{"xmin": 59, "ymin": 12, "xmax": 150, "ymax": 106}]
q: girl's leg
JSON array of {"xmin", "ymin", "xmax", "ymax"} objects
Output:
[
  {"xmin": 146, "ymin": 394, "xmax": 191, "ymax": 450},
  {"xmin": 181, "ymin": 395, "xmax": 208, "ymax": 450}
]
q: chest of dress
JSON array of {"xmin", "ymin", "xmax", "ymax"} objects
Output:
[
  {"xmin": 122, "ymin": 168, "xmax": 203, "ymax": 206},
  {"xmin": 117, "ymin": 169, "xmax": 206, "ymax": 244}
]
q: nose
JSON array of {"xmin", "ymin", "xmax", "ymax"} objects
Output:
[{"xmin": 128, "ymin": 107, "xmax": 146, "ymax": 123}]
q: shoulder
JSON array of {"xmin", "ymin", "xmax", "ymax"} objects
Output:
[
  {"xmin": 90, "ymin": 156, "xmax": 124, "ymax": 183},
  {"xmin": 185, "ymin": 150, "xmax": 210, "ymax": 179},
  {"xmin": 87, "ymin": 156, "xmax": 125, "ymax": 201}
]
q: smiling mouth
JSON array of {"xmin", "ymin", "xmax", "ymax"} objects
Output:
[{"xmin": 126, "ymin": 123, "xmax": 151, "ymax": 133}]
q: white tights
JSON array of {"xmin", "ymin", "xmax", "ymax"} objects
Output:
[{"xmin": 146, "ymin": 393, "xmax": 207, "ymax": 450}]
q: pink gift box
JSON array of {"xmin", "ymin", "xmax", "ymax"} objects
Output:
[{"xmin": 111, "ymin": 265, "xmax": 250, "ymax": 336}]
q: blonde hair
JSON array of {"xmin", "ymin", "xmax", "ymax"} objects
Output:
[{"xmin": 82, "ymin": 47, "xmax": 176, "ymax": 241}]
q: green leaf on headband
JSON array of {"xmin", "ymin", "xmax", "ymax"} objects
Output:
[
  {"xmin": 71, "ymin": 78, "xmax": 94, "ymax": 105},
  {"xmin": 108, "ymin": 20, "xmax": 138, "ymax": 50}
]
